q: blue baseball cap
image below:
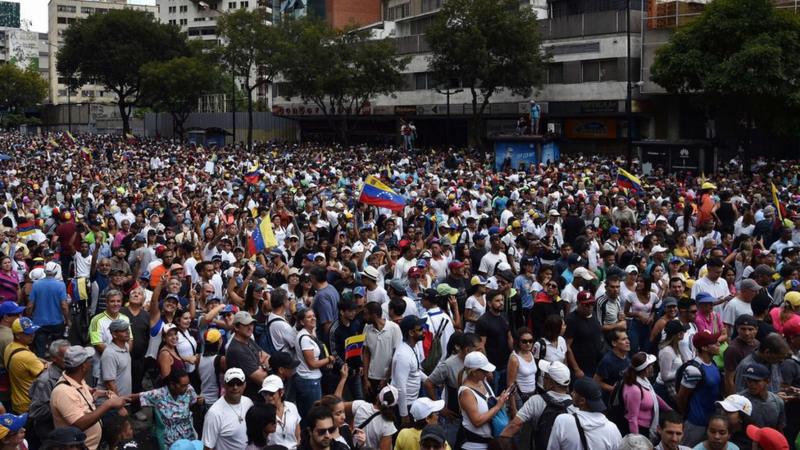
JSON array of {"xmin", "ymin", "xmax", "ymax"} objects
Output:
[
  {"xmin": 743, "ymin": 363, "xmax": 770, "ymax": 381},
  {"xmin": 609, "ymin": 226, "xmax": 620, "ymax": 234},
  {"xmin": 695, "ymin": 292, "xmax": 715, "ymax": 304},
  {"xmin": 353, "ymin": 286, "xmax": 366, "ymax": 298},
  {"xmin": 0, "ymin": 301, "xmax": 24, "ymax": 317},
  {"xmin": 11, "ymin": 317, "xmax": 39, "ymax": 335},
  {"xmin": 0, "ymin": 413, "xmax": 27, "ymax": 433}
]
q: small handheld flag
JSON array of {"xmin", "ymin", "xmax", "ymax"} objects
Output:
[
  {"xmin": 359, "ymin": 175, "xmax": 405, "ymax": 211},
  {"xmin": 344, "ymin": 334, "xmax": 365, "ymax": 360},
  {"xmin": 249, "ymin": 216, "xmax": 278, "ymax": 254},
  {"xmin": 616, "ymin": 168, "xmax": 643, "ymax": 193},
  {"xmin": 771, "ymin": 182, "xmax": 785, "ymax": 222}
]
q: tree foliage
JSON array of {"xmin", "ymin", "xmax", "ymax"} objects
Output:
[
  {"xmin": 217, "ymin": 8, "xmax": 282, "ymax": 149},
  {"xmin": 0, "ymin": 63, "xmax": 47, "ymax": 112},
  {"xmin": 140, "ymin": 56, "xmax": 225, "ymax": 139},
  {"xmin": 278, "ymin": 18, "xmax": 409, "ymax": 143},
  {"xmin": 57, "ymin": 9, "xmax": 189, "ymax": 135},
  {"xmin": 650, "ymin": 0, "xmax": 800, "ymax": 134},
  {"xmin": 426, "ymin": 0, "xmax": 548, "ymax": 146}
]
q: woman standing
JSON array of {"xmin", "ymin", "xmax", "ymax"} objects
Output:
[
  {"xmin": 464, "ymin": 277, "xmax": 487, "ymax": 333},
  {"xmin": 655, "ymin": 321, "xmax": 685, "ymax": 408},
  {"xmin": 0, "ymin": 257, "xmax": 19, "ymax": 303},
  {"xmin": 625, "ymin": 277, "xmax": 656, "ymax": 353},
  {"xmin": 157, "ymin": 323, "xmax": 187, "ymax": 383},
  {"xmin": 622, "ymin": 352, "xmax": 672, "ymax": 439},
  {"xmin": 532, "ymin": 315, "xmax": 567, "ymax": 392},
  {"xmin": 351, "ymin": 385, "xmax": 399, "ymax": 450},
  {"xmin": 531, "ymin": 281, "xmax": 562, "ymax": 338},
  {"xmin": 260, "ymin": 375, "xmax": 302, "ymax": 450},
  {"xmin": 507, "ymin": 328, "xmax": 537, "ymax": 417},
  {"xmin": 294, "ymin": 309, "xmax": 335, "ymax": 419},
  {"xmin": 175, "ymin": 308, "xmax": 201, "ymax": 392},
  {"xmin": 457, "ymin": 352, "xmax": 510, "ymax": 450},
  {"xmin": 650, "ymin": 297, "xmax": 679, "ymax": 349}
]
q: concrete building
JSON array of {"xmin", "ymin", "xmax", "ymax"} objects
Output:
[
  {"xmin": 156, "ymin": 0, "xmax": 272, "ymax": 42},
  {"xmin": 273, "ymin": 0, "xmax": 645, "ymax": 152},
  {"xmin": 47, "ymin": 0, "xmax": 158, "ymax": 105},
  {"xmin": 276, "ymin": 0, "xmax": 381, "ymax": 28}
]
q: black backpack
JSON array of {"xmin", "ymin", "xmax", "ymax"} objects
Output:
[
  {"xmin": 532, "ymin": 393, "xmax": 572, "ymax": 450},
  {"xmin": 255, "ymin": 317, "xmax": 286, "ymax": 355},
  {"xmin": 674, "ymin": 359, "xmax": 705, "ymax": 393},
  {"xmin": 606, "ymin": 381, "xmax": 643, "ymax": 436}
]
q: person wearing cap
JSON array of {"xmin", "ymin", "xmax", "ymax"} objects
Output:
[
  {"xmin": 202, "ymin": 367, "xmax": 254, "ymax": 450},
  {"xmin": 721, "ymin": 279, "xmax": 760, "ymax": 338},
  {"xmin": 464, "ymin": 276, "xmax": 488, "ymax": 334},
  {"xmin": 421, "ymin": 288, "xmax": 456, "ymax": 364},
  {"xmin": 499, "ymin": 359, "xmax": 571, "ymax": 444},
  {"xmin": 0, "ymin": 412, "xmax": 28, "ymax": 449},
  {"xmin": 0, "ymin": 301, "xmax": 24, "ymax": 389},
  {"xmin": 739, "ymin": 362, "xmax": 785, "ymax": 433},
  {"xmin": 99, "ymin": 319, "xmax": 132, "ymax": 397},
  {"xmin": 650, "ymin": 296, "xmax": 680, "ymax": 347},
  {"xmin": 136, "ymin": 368, "xmax": 202, "ymax": 448},
  {"xmin": 392, "ymin": 315, "xmax": 427, "ymax": 424},
  {"xmin": 716, "ymin": 394, "xmax": 753, "ymax": 450},
  {"xmin": 458, "ymin": 351, "xmax": 510, "ymax": 450},
  {"xmin": 746, "ymin": 424, "xmax": 790, "ymax": 450},
  {"xmin": 733, "ymin": 333, "xmax": 791, "ymax": 394},
  {"xmin": 769, "ymin": 291, "xmax": 800, "ymax": 335},
  {"xmin": 676, "ymin": 330, "xmax": 723, "ymax": 446},
  {"xmin": 417, "ymin": 424, "xmax": 448, "ymax": 450},
  {"xmin": 328, "ymin": 297, "xmax": 365, "ymax": 400},
  {"xmin": 51, "ymin": 345, "xmax": 128, "ymax": 450},
  {"xmin": 394, "ymin": 397, "xmax": 450, "ymax": 450},
  {"xmin": 42, "ymin": 426, "xmax": 88, "ymax": 450},
  {"xmin": 259, "ymin": 375, "xmax": 301, "ymax": 449},
  {"xmin": 723, "ymin": 315, "xmax": 759, "ymax": 396},
  {"xmin": 4, "ymin": 317, "xmax": 44, "ymax": 414},
  {"xmin": 88, "ymin": 289, "xmax": 131, "ymax": 384},
  {"xmin": 546, "ymin": 377, "xmax": 622, "ymax": 450},
  {"xmin": 27, "ymin": 260, "xmax": 70, "ymax": 358},
  {"xmin": 350, "ymin": 384, "xmax": 399, "ymax": 450},
  {"xmin": 227, "ymin": 310, "xmax": 271, "ymax": 404},
  {"xmin": 362, "ymin": 302, "xmax": 402, "ymax": 402},
  {"xmin": 565, "ymin": 291, "xmax": 604, "ymax": 379},
  {"xmin": 694, "ymin": 292, "xmax": 728, "ymax": 345},
  {"xmin": 361, "ymin": 266, "xmax": 389, "ymax": 306},
  {"xmin": 198, "ymin": 328, "xmax": 224, "ymax": 406},
  {"xmin": 394, "ymin": 241, "xmax": 418, "ymax": 283},
  {"xmin": 387, "ymin": 279, "xmax": 422, "ymax": 320},
  {"xmin": 620, "ymin": 352, "xmax": 673, "ymax": 439}
]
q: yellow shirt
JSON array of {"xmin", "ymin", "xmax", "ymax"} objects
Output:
[
  {"xmin": 394, "ymin": 427, "xmax": 452, "ymax": 450},
  {"xmin": 4, "ymin": 341, "xmax": 44, "ymax": 414}
]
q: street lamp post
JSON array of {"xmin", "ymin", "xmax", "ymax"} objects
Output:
[
  {"xmin": 436, "ymin": 86, "xmax": 463, "ymax": 147},
  {"xmin": 67, "ymin": 86, "xmax": 72, "ymax": 133},
  {"xmin": 626, "ymin": 0, "xmax": 633, "ymax": 169},
  {"xmin": 231, "ymin": 75, "xmax": 236, "ymax": 146}
]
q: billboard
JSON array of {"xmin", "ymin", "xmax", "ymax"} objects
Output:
[{"xmin": 494, "ymin": 141, "xmax": 538, "ymax": 172}]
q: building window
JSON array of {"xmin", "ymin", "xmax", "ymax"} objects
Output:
[
  {"xmin": 414, "ymin": 73, "xmax": 428, "ymax": 90},
  {"xmin": 194, "ymin": 17, "xmax": 206, "ymax": 21},
  {"xmin": 81, "ymin": 90, "xmax": 92, "ymax": 97},
  {"xmin": 547, "ymin": 63, "xmax": 564, "ymax": 84},
  {"xmin": 421, "ymin": 0, "xmax": 442, "ymax": 13},
  {"xmin": 179, "ymin": 18, "xmax": 188, "ymax": 25},
  {"xmin": 228, "ymin": 2, "xmax": 236, "ymax": 8},
  {"xmin": 168, "ymin": 6, "xmax": 176, "ymax": 13},
  {"xmin": 179, "ymin": 5, "xmax": 188, "ymax": 12},
  {"xmin": 408, "ymin": 17, "xmax": 432, "ymax": 35},
  {"xmin": 58, "ymin": 89, "xmax": 67, "ymax": 97},
  {"xmin": 57, "ymin": 17, "xmax": 67, "ymax": 24},
  {"xmin": 168, "ymin": 19, "xmax": 177, "ymax": 24},
  {"xmin": 81, "ymin": 7, "xmax": 94, "ymax": 14},
  {"xmin": 386, "ymin": 3, "xmax": 410, "ymax": 20},
  {"xmin": 240, "ymin": 1, "xmax": 249, "ymax": 8},
  {"xmin": 599, "ymin": 59, "xmax": 618, "ymax": 81},
  {"xmin": 57, "ymin": 5, "xmax": 76, "ymax": 13}
]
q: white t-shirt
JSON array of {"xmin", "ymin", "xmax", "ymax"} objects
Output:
[
  {"xmin": 295, "ymin": 329, "xmax": 323, "ymax": 379},
  {"xmin": 352, "ymin": 400, "xmax": 397, "ymax": 450},
  {"xmin": 547, "ymin": 410, "xmax": 622, "ymax": 450},
  {"xmin": 721, "ymin": 298, "xmax": 753, "ymax": 327},
  {"xmin": 464, "ymin": 295, "xmax": 486, "ymax": 334},
  {"xmin": 268, "ymin": 402, "xmax": 301, "ymax": 450},
  {"xmin": 479, "ymin": 252, "xmax": 508, "ymax": 277},
  {"xmin": 366, "ymin": 286, "xmax": 390, "ymax": 305},
  {"xmin": 202, "ymin": 396, "xmax": 254, "ymax": 450},
  {"xmin": 74, "ymin": 253, "xmax": 92, "ymax": 278},
  {"xmin": 176, "ymin": 329, "xmax": 198, "ymax": 373},
  {"xmin": 268, "ymin": 313, "xmax": 296, "ymax": 353}
]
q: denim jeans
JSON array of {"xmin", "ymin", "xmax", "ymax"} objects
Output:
[
  {"xmin": 294, "ymin": 375, "xmax": 322, "ymax": 423},
  {"xmin": 492, "ymin": 369, "xmax": 508, "ymax": 394},
  {"xmin": 34, "ymin": 324, "xmax": 65, "ymax": 358}
]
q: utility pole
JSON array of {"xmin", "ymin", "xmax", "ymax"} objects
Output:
[
  {"xmin": 436, "ymin": 86, "xmax": 463, "ymax": 147},
  {"xmin": 626, "ymin": 0, "xmax": 633, "ymax": 170}
]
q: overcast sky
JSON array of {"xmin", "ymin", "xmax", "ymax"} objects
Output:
[{"xmin": 21, "ymin": 0, "xmax": 156, "ymax": 33}]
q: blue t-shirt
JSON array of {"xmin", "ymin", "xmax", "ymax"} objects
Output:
[
  {"xmin": 313, "ymin": 284, "xmax": 340, "ymax": 344},
  {"xmin": 693, "ymin": 443, "xmax": 738, "ymax": 450},
  {"xmin": 29, "ymin": 277, "xmax": 68, "ymax": 326},
  {"xmin": 596, "ymin": 351, "xmax": 630, "ymax": 402},
  {"xmin": 683, "ymin": 359, "xmax": 722, "ymax": 427}
]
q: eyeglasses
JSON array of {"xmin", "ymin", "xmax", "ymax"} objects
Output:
[
  {"xmin": 547, "ymin": 283, "xmax": 558, "ymax": 288},
  {"xmin": 314, "ymin": 427, "xmax": 337, "ymax": 436},
  {"xmin": 520, "ymin": 339, "xmax": 533, "ymax": 344},
  {"xmin": 226, "ymin": 380, "xmax": 244, "ymax": 386}
]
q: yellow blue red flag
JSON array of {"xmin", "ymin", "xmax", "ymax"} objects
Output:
[
  {"xmin": 249, "ymin": 216, "xmax": 277, "ymax": 254},
  {"xmin": 616, "ymin": 167, "xmax": 643, "ymax": 193},
  {"xmin": 359, "ymin": 175, "xmax": 405, "ymax": 211}
]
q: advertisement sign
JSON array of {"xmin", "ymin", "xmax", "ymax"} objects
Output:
[
  {"xmin": 564, "ymin": 118, "xmax": 617, "ymax": 139},
  {"xmin": 541, "ymin": 141, "xmax": 560, "ymax": 165},
  {"xmin": 494, "ymin": 141, "xmax": 538, "ymax": 172}
]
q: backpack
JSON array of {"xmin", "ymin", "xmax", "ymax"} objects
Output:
[
  {"xmin": 532, "ymin": 393, "xmax": 572, "ymax": 450},
  {"xmin": 255, "ymin": 317, "xmax": 285, "ymax": 355},
  {"xmin": 606, "ymin": 381, "xmax": 643, "ymax": 436},
  {"xmin": 422, "ymin": 319, "xmax": 447, "ymax": 375},
  {"xmin": 674, "ymin": 359, "xmax": 705, "ymax": 393}
]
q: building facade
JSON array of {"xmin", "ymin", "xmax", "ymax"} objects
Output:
[
  {"xmin": 47, "ymin": 0, "xmax": 158, "ymax": 105},
  {"xmin": 156, "ymin": 0, "xmax": 272, "ymax": 42}
]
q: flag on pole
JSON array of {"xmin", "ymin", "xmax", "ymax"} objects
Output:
[
  {"xmin": 359, "ymin": 175, "xmax": 405, "ymax": 211},
  {"xmin": 64, "ymin": 131, "xmax": 77, "ymax": 146},
  {"xmin": 48, "ymin": 138, "xmax": 60, "ymax": 148},
  {"xmin": 771, "ymin": 182, "xmax": 785, "ymax": 222},
  {"xmin": 244, "ymin": 165, "xmax": 260, "ymax": 185},
  {"xmin": 248, "ymin": 216, "xmax": 278, "ymax": 254},
  {"xmin": 615, "ymin": 168, "xmax": 643, "ymax": 193},
  {"xmin": 81, "ymin": 147, "xmax": 92, "ymax": 162}
]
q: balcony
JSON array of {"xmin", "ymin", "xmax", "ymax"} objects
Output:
[
  {"xmin": 393, "ymin": 35, "xmax": 431, "ymax": 54},
  {"xmin": 538, "ymin": 9, "xmax": 642, "ymax": 39}
]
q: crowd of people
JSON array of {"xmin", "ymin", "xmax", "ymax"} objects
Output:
[{"xmin": 0, "ymin": 131, "xmax": 795, "ymax": 450}]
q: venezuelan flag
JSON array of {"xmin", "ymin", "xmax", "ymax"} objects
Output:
[
  {"xmin": 616, "ymin": 167, "xmax": 643, "ymax": 193},
  {"xmin": 64, "ymin": 131, "xmax": 77, "ymax": 146},
  {"xmin": 48, "ymin": 138, "xmax": 60, "ymax": 148},
  {"xmin": 771, "ymin": 182, "xmax": 785, "ymax": 221},
  {"xmin": 244, "ymin": 166, "xmax": 260, "ymax": 185},
  {"xmin": 359, "ymin": 175, "xmax": 405, "ymax": 211},
  {"xmin": 344, "ymin": 334, "xmax": 365, "ymax": 360},
  {"xmin": 17, "ymin": 222, "xmax": 36, "ymax": 238},
  {"xmin": 249, "ymin": 216, "xmax": 278, "ymax": 254},
  {"xmin": 81, "ymin": 147, "xmax": 92, "ymax": 162}
]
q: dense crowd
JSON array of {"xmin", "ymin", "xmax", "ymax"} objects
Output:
[{"xmin": 0, "ymin": 131, "xmax": 795, "ymax": 450}]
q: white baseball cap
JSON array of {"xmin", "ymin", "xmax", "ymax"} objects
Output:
[
  {"xmin": 410, "ymin": 397, "xmax": 446, "ymax": 421},
  {"xmin": 224, "ymin": 367, "xmax": 246, "ymax": 384},
  {"xmin": 464, "ymin": 352, "xmax": 496, "ymax": 372},
  {"xmin": 716, "ymin": 394, "xmax": 752, "ymax": 416},
  {"xmin": 650, "ymin": 245, "xmax": 668, "ymax": 255},
  {"xmin": 538, "ymin": 360, "xmax": 571, "ymax": 386},
  {"xmin": 625, "ymin": 265, "xmax": 639, "ymax": 274},
  {"xmin": 573, "ymin": 267, "xmax": 595, "ymax": 281},
  {"xmin": 259, "ymin": 375, "xmax": 284, "ymax": 394},
  {"xmin": 378, "ymin": 385, "xmax": 399, "ymax": 407}
]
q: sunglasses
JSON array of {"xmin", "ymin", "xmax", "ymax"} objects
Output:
[
  {"xmin": 226, "ymin": 380, "xmax": 244, "ymax": 386},
  {"xmin": 314, "ymin": 427, "xmax": 337, "ymax": 436},
  {"xmin": 520, "ymin": 339, "xmax": 533, "ymax": 344},
  {"xmin": 547, "ymin": 283, "xmax": 558, "ymax": 288}
]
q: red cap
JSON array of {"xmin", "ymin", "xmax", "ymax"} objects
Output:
[
  {"xmin": 398, "ymin": 239, "xmax": 411, "ymax": 249},
  {"xmin": 407, "ymin": 267, "xmax": 423, "ymax": 278},
  {"xmin": 448, "ymin": 260, "xmax": 465, "ymax": 270},
  {"xmin": 577, "ymin": 291, "xmax": 595, "ymax": 304},
  {"xmin": 692, "ymin": 330, "xmax": 721, "ymax": 349},
  {"xmin": 746, "ymin": 425, "xmax": 789, "ymax": 450}
]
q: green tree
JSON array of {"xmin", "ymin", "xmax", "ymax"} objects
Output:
[
  {"xmin": 141, "ymin": 56, "xmax": 225, "ymax": 139},
  {"xmin": 0, "ymin": 63, "xmax": 47, "ymax": 113},
  {"xmin": 57, "ymin": 9, "xmax": 189, "ymax": 135},
  {"xmin": 278, "ymin": 18, "xmax": 409, "ymax": 143},
  {"xmin": 426, "ymin": 0, "xmax": 548, "ymax": 147},
  {"xmin": 651, "ymin": 0, "xmax": 800, "ymax": 142},
  {"xmin": 217, "ymin": 8, "xmax": 281, "ymax": 150}
]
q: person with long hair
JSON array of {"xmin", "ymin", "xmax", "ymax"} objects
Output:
[
  {"xmin": 245, "ymin": 403, "xmax": 279, "ymax": 450},
  {"xmin": 157, "ymin": 323, "xmax": 186, "ymax": 383},
  {"xmin": 260, "ymin": 375, "xmax": 302, "ymax": 450},
  {"xmin": 507, "ymin": 327, "xmax": 537, "ymax": 416},
  {"xmin": 531, "ymin": 280, "xmax": 562, "ymax": 339},
  {"xmin": 457, "ymin": 352, "xmax": 510, "ymax": 450},
  {"xmin": 692, "ymin": 415, "xmax": 739, "ymax": 450},
  {"xmin": 316, "ymin": 393, "xmax": 365, "ymax": 450},
  {"xmin": 0, "ymin": 257, "xmax": 19, "ymax": 303},
  {"xmin": 622, "ymin": 352, "xmax": 673, "ymax": 439},
  {"xmin": 714, "ymin": 395, "xmax": 752, "ymax": 450},
  {"xmin": 625, "ymin": 276, "xmax": 657, "ymax": 353},
  {"xmin": 655, "ymin": 320, "xmax": 685, "ymax": 408},
  {"xmin": 175, "ymin": 308, "xmax": 201, "ymax": 392},
  {"xmin": 464, "ymin": 277, "xmax": 488, "ymax": 334},
  {"xmin": 295, "ymin": 308, "xmax": 335, "ymax": 420}
]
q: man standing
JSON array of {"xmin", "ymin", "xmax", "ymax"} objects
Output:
[
  {"xmin": 362, "ymin": 302, "xmax": 401, "ymax": 401},
  {"xmin": 676, "ymin": 331, "xmax": 722, "ymax": 446},
  {"xmin": 594, "ymin": 330, "xmax": 631, "ymax": 400},
  {"xmin": 478, "ymin": 235, "xmax": 508, "ymax": 278},
  {"xmin": 27, "ymin": 262, "xmax": 70, "ymax": 357},
  {"xmin": 120, "ymin": 286, "xmax": 149, "ymax": 395},
  {"xmin": 595, "ymin": 275, "xmax": 627, "ymax": 333},
  {"xmin": 100, "ymin": 319, "xmax": 132, "ymax": 397},
  {"xmin": 202, "ymin": 368, "xmax": 254, "ymax": 450},
  {"xmin": 691, "ymin": 258, "xmax": 731, "ymax": 306},
  {"xmin": 226, "ymin": 311, "xmax": 269, "ymax": 403},
  {"xmin": 565, "ymin": 291, "xmax": 604, "ymax": 378},
  {"xmin": 655, "ymin": 412, "xmax": 692, "ymax": 450},
  {"xmin": 0, "ymin": 301, "xmax": 23, "ymax": 408},
  {"xmin": 392, "ymin": 315, "xmax": 427, "ymax": 424},
  {"xmin": 88, "ymin": 290, "xmax": 130, "ymax": 384},
  {"xmin": 476, "ymin": 290, "xmax": 513, "ymax": 392},
  {"xmin": 546, "ymin": 377, "xmax": 622, "ymax": 450},
  {"xmin": 733, "ymin": 333, "xmax": 791, "ymax": 394},
  {"xmin": 51, "ymin": 346, "xmax": 127, "ymax": 450},
  {"xmin": 28, "ymin": 339, "xmax": 70, "ymax": 439},
  {"xmin": 723, "ymin": 315, "xmax": 759, "ymax": 396},
  {"xmin": 298, "ymin": 406, "xmax": 349, "ymax": 450},
  {"xmin": 328, "ymin": 298, "xmax": 365, "ymax": 400},
  {"xmin": 311, "ymin": 266, "xmax": 339, "ymax": 345},
  {"xmin": 268, "ymin": 289, "xmax": 296, "ymax": 354},
  {"xmin": 739, "ymin": 363, "xmax": 785, "ymax": 432},
  {"xmin": 5, "ymin": 317, "xmax": 44, "ymax": 414},
  {"xmin": 722, "ymin": 279, "xmax": 760, "ymax": 337}
]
